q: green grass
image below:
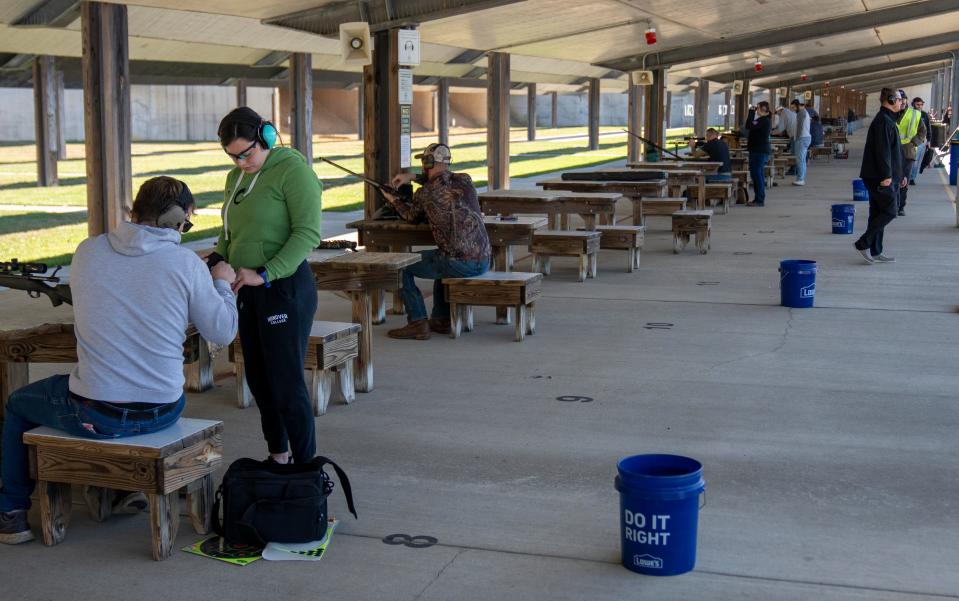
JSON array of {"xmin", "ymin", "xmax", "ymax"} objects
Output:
[{"xmin": 0, "ymin": 126, "xmax": 695, "ymax": 265}]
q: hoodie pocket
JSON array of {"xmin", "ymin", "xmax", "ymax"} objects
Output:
[{"xmin": 229, "ymin": 242, "xmax": 268, "ymax": 269}]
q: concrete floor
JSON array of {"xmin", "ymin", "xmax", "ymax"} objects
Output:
[{"xmin": 2, "ymin": 144, "xmax": 958, "ymax": 600}]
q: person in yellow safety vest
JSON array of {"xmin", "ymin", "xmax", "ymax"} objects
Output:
[{"xmin": 895, "ymin": 89, "xmax": 926, "ymax": 216}]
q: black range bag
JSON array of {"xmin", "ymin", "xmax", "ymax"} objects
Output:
[{"xmin": 212, "ymin": 456, "xmax": 357, "ymax": 546}]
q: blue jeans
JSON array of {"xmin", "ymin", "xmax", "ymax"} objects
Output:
[
  {"xmin": 748, "ymin": 152, "xmax": 769, "ymax": 204},
  {"xmin": 0, "ymin": 374, "xmax": 185, "ymax": 511},
  {"xmin": 910, "ymin": 144, "xmax": 925, "ymax": 180},
  {"xmin": 705, "ymin": 173, "xmax": 732, "ymax": 183},
  {"xmin": 400, "ymin": 250, "xmax": 488, "ymax": 321},
  {"xmin": 794, "ymin": 136, "xmax": 811, "ymax": 182}
]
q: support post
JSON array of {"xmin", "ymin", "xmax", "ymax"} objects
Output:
[
  {"xmin": 55, "ymin": 70, "xmax": 66, "ymax": 160},
  {"xmin": 363, "ymin": 29, "xmax": 401, "ymax": 218},
  {"xmin": 289, "ymin": 53, "xmax": 313, "ymax": 167},
  {"xmin": 81, "ymin": 1, "xmax": 131, "ymax": 236},
  {"xmin": 736, "ymin": 80, "xmax": 751, "ymax": 129},
  {"xmin": 627, "ymin": 73, "xmax": 643, "ymax": 163},
  {"xmin": 694, "ymin": 79, "xmax": 708, "ymax": 136},
  {"xmin": 588, "ymin": 78, "xmax": 600, "ymax": 150},
  {"xmin": 664, "ymin": 91, "xmax": 672, "ymax": 129},
  {"xmin": 951, "ymin": 54, "xmax": 959, "ymax": 141},
  {"xmin": 357, "ymin": 83, "xmax": 364, "ymax": 140},
  {"xmin": 724, "ymin": 90, "xmax": 732, "ymax": 130},
  {"xmin": 642, "ymin": 67, "xmax": 666, "ymax": 159},
  {"xmin": 437, "ymin": 78, "xmax": 449, "ymax": 146},
  {"xmin": 272, "ymin": 87, "xmax": 281, "ymax": 129},
  {"xmin": 550, "ymin": 91, "xmax": 558, "ymax": 128},
  {"xmin": 486, "ymin": 52, "xmax": 510, "ymax": 190},
  {"xmin": 33, "ymin": 56, "xmax": 58, "ymax": 187},
  {"xmin": 527, "ymin": 83, "xmax": 536, "ymax": 141},
  {"xmin": 236, "ymin": 79, "xmax": 247, "ymax": 107}
]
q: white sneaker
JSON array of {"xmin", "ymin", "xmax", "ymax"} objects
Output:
[
  {"xmin": 856, "ymin": 247, "xmax": 875, "ymax": 264},
  {"xmin": 792, "ymin": 180, "xmax": 805, "ymax": 186},
  {"xmin": 874, "ymin": 254, "xmax": 896, "ymax": 263}
]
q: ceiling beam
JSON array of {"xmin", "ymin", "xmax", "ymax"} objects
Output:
[
  {"xmin": 781, "ymin": 52, "xmax": 953, "ymax": 88},
  {"xmin": 264, "ymin": 0, "xmax": 526, "ymax": 35},
  {"xmin": 800, "ymin": 67, "xmax": 944, "ymax": 89},
  {"xmin": 596, "ymin": 0, "xmax": 959, "ymax": 71},
  {"xmin": 811, "ymin": 70, "xmax": 942, "ymax": 92},
  {"xmin": 844, "ymin": 75, "xmax": 937, "ymax": 93},
  {"xmin": 708, "ymin": 31, "xmax": 959, "ymax": 83},
  {"xmin": 11, "ymin": 0, "xmax": 81, "ymax": 28}
]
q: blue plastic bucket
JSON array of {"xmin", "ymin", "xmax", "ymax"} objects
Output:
[
  {"xmin": 779, "ymin": 260, "xmax": 817, "ymax": 308},
  {"xmin": 831, "ymin": 204, "xmax": 855, "ymax": 234},
  {"xmin": 615, "ymin": 454, "xmax": 706, "ymax": 576},
  {"xmin": 852, "ymin": 179, "xmax": 868, "ymax": 201}
]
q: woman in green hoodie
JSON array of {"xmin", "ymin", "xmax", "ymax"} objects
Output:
[{"xmin": 212, "ymin": 107, "xmax": 322, "ymax": 465}]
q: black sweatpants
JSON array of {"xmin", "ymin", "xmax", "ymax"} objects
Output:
[
  {"xmin": 899, "ymin": 160, "xmax": 914, "ymax": 209},
  {"xmin": 855, "ymin": 178, "xmax": 898, "ymax": 257},
  {"xmin": 237, "ymin": 261, "xmax": 317, "ymax": 463}
]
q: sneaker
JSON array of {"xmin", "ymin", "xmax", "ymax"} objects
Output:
[
  {"xmin": 746, "ymin": 201, "xmax": 765, "ymax": 207},
  {"xmin": 898, "ymin": 209, "xmax": 905, "ymax": 217},
  {"xmin": 112, "ymin": 491, "xmax": 148, "ymax": 515},
  {"xmin": 387, "ymin": 319, "xmax": 430, "ymax": 340},
  {"xmin": 909, "ymin": 179, "xmax": 916, "ymax": 186},
  {"xmin": 792, "ymin": 180, "xmax": 805, "ymax": 186},
  {"xmin": 855, "ymin": 246, "xmax": 875, "ymax": 264},
  {"xmin": 874, "ymin": 254, "xmax": 896, "ymax": 263},
  {"xmin": 0, "ymin": 510, "xmax": 34, "ymax": 545}
]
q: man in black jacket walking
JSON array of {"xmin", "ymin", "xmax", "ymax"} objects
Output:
[
  {"xmin": 854, "ymin": 88, "xmax": 906, "ymax": 264},
  {"xmin": 743, "ymin": 101, "xmax": 772, "ymax": 206}
]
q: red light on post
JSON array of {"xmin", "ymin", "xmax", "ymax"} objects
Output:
[
  {"xmin": 754, "ymin": 59, "xmax": 762, "ymax": 73},
  {"xmin": 800, "ymin": 73, "xmax": 808, "ymax": 81},
  {"xmin": 645, "ymin": 25, "xmax": 657, "ymax": 45}
]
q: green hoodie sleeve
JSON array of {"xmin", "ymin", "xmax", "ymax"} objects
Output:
[
  {"xmin": 263, "ymin": 162, "xmax": 323, "ymax": 280},
  {"xmin": 214, "ymin": 169, "xmax": 240, "ymax": 259}
]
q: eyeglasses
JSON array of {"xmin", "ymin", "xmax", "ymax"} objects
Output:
[
  {"xmin": 182, "ymin": 219, "xmax": 194, "ymax": 233},
  {"xmin": 224, "ymin": 140, "xmax": 258, "ymax": 162}
]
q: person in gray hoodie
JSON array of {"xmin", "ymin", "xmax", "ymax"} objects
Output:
[{"xmin": 0, "ymin": 176, "xmax": 238, "ymax": 545}]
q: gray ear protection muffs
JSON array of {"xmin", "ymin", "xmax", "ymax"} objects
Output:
[{"xmin": 156, "ymin": 181, "xmax": 193, "ymax": 231}]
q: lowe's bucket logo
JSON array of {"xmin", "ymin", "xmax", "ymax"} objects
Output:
[
  {"xmin": 832, "ymin": 218, "xmax": 844, "ymax": 228},
  {"xmin": 633, "ymin": 554, "xmax": 663, "ymax": 569},
  {"xmin": 800, "ymin": 283, "xmax": 815, "ymax": 299}
]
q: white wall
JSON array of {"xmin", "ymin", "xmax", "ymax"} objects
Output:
[{"xmin": 0, "ymin": 84, "xmax": 273, "ymax": 142}]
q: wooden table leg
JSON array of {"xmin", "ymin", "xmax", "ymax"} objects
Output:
[
  {"xmin": 388, "ymin": 245, "xmax": 409, "ymax": 315},
  {"xmin": 149, "ymin": 491, "xmax": 179, "ymax": 561},
  {"xmin": 184, "ymin": 339, "xmax": 213, "ymax": 393},
  {"xmin": 493, "ymin": 245, "xmax": 513, "ymax": 325},
  {"xmin": 352, "ymin": 291, "xmax": 374, "ymax": 392},
  {"xmin": 82, "ymin": 485, "xmax": 113, "ymax": 522},
  {"xmin": 631, "ymin": 199, "xmax": 644, "ymax": 227},
  {"xmin": 186, "ymin": 473, "xmax": 214, "ymax": 535},
  {"xmin": 371, "ymin": 290, "xmax": 386, "ymax": 325},
  {"xmin": 581, "ymin": 214, "xmax": 596, "ymax": 230},
  {"xmin": 0, "ymin": 361, "xmax": 29, "ymax": 421},
  {"xmin": 234, "ymin": 361, "xmax": 253, "ymax": 409},
  {"xmin": 548, "ymin": 214, "xmax": 560, "ymax": 229},
  {"xmin": 39, "ymin": 480, "xmax": 72, "ymax": 546}
]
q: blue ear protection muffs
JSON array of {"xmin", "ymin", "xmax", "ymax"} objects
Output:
[{"xmin": 258, "ymin": 121, "xmax": 277, "ymax": 150}]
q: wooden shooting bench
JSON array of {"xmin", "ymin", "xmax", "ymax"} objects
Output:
[
  {"xmin": 230, "ymin": 320, "xmax": 360, "ymax": 415},
  {"xmin": 626, "ymin": 160, "xmax": 722, "ymax": 174},
  {"xmin": 634, "ymin": 197, "xmax": 687, "ymax": 226},
  {"xmin": 24, "ymin": 418, "xmax": 222, "ymax": 560},
  {"xmin": 0, "ymin": 323, "xmax": 209, "ymax": 421},
  {"xmin": 578, "ymin": 225, "xmax": 645, "ymax": 272},
  {"xmin": 536, "ymin": 178, "xmax": 667, "ymax": 227},
  {"xmin": 309, "ymin": 251, "xmax": 420, "ymax": 393},
  {"xmin": 559, "ymin": 168, "xmax": 698, "ymax": 200},
  {"xmin": 479, "ymin": 188, "xmax": 620, "ymax": 231},
  {"xmin": 672, "ymin": 210, "xmax": 713, "ymax": 255},
  {"xmin": 530, "ymin": 230, "xmax": 601, "ymax": 282}
]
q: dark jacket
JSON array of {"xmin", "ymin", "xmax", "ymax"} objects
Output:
[
  {"xmin": 395, "ymin": 171, "xmax": 491, "ymax": 262},
  {"xmin": 919, "ymin": 110, "xmax": 931, "ymax": 144},
  {"xmin": 807, "ymin": 108, "xmax": 825, "ymax": 146},
  {"xmin": 743, "ymin": 109, "xmax": 772, "ymax": 154},
  {"xmin": 860, "ymin": 106, "xmax": 904, "ymax": 182}
]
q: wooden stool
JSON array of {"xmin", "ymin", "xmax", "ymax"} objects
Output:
[
  {"xmin": 672, "ymin": 210, "xmax": 713, "ymax": 254},
  {"xmin": 443, "ymin": 271, "xmax": 543, "ymax": 342},
  {"xmin": 811, "ymin": 146, "xmax": 832, "ymax": 162},
  {"xmin": 229, "ymin": 321, "xmax": 360, "ymax": 416},
  {"xmin": 530, "ymin": 230, "xmax": 600, "ymax": 282},
  {"xmin": 23, "ymin": 418, "xmax": 222, "ymax": 561},
  {"xmin": 731, "ymin": 170, "xmax": 750, "ymax": 204},
  {"xmin": 636, "ymin": 197, "xmax": 687, "ymax": 226},
  {"xmin": 580, "ymin": 225, "xmax": 645, "ymax": 272},
  {"xmin": 703, "ymin": 182, "xmax": 734, "ymax": 215}
]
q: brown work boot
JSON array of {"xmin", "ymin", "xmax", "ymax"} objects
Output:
[
  {"xmin": 387, "ymin": 319, "xmax": 431, "ymax": 340},
  {"xmin": 428, "ymin": 318, "xmax": 451, "ymax": 334}
]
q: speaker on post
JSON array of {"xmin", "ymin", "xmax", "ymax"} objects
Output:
[
  {"xmin": 340, "ymin": 22, "xmax": 372, "ymax": 66},
  {"xmin": 733, "ymin": 80, "xmax": 744, "ymax": 95},
  {"xmin": 803, "ymin": 90, "xmax": 813, "ymax": 101},
  {"xmin": 632, "ymin": 70, "xmax": 654, "ymax": 86}
]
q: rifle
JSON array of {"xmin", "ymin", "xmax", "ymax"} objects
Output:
[
  {"xmin": 318, "ymin": 156, "xmax": 400, "ymax": 196},
  {"xmin": 0, "ymin": 259, "xmax": 72, "ymax": 307},
  {"xmin": 622, "ymin": 129, "xmax": 684, "ymax": 160}
]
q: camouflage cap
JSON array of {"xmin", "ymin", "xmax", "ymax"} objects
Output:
[{"xmin": 414, "ymin": 143, "xmax": 452, "ymax": 164}]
